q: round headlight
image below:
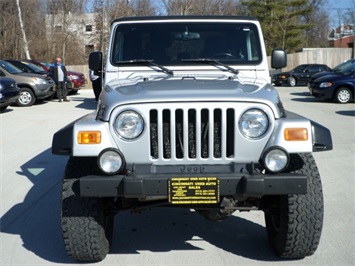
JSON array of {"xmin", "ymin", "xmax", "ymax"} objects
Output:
[
  {"xmin": 239, "ymin": 109, "xmax": 269, "ymax": 139},
  {"xmin": 98, "ymin": 148, "xmax": 125, "ymax": 175},
  {"xmin": 115, "ymin": 111, "xmax": 144, "ymax": 140},
  {"xmin": 262, "ymin": 147, "xmax": 289, "ymax": 173}
]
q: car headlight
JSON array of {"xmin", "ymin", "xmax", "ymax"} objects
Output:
[
  {"xmin": 261, "ymin": 147, "xmax": 289, "ymax": 173},
  {"xmin": 239, "ymin": 109, "xmax": 269, "ymax": 139},
  {"xmin": 98, "ymin": 148, "xmax": 125, "ymax": 175},
  {"xmin": 320, "ymin": 82, "xmax": 332, "ymax": 88},
  {"xmin": 114, "ymin": 110, "xmax": 144, "ymax": 140},
  {"xmin": 32, "ymin": 77, "xmax": 47, "ymax": 84},
  {"xmin": 0, "ymin": 84, "xmax": 3, "ymax": 91}
]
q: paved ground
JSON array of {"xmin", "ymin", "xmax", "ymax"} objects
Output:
[{"xmin": 1, "ymin": 87, "xmax": 354, "ymax": 265}]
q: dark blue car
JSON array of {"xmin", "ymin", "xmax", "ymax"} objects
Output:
[
  {"xmin": 0, "ymin": 77, "xmax": 20, "ymax": 111},
  {"xmin": 308, "ymin": 64, "xmax": 355, "ymax": 103},
  {"xmin": 308, "ymin": 59, "xmax": 355, "ymax": 85}
]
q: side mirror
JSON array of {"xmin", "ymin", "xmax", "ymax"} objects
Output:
[
  {"xmin": 271, "ymin": 49, "xmax": 287, "ymax": 69},
  {"xmin": 89, "ymin": 51, "xmax": 103, "ymax": 72}
]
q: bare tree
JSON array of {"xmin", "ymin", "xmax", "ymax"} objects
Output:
[
  {"xmin": 301, "ymin": 0, "xmax": 329, "ymax": 47},
  {"xmin": 45, "ymin": 0, "xmax": 89, "ymax": 64},
  {"xmin": 0, "ymin": 0, "xmax": 350, "ymax": 63},
  {"xmin": 16, "ymin": 0, "xmax": 31, "ymax": 59},
  {"xmin": 0, "ymin": 1, "xmax": 18, "ymax": 59}
]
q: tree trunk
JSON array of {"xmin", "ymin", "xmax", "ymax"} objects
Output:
[{"xmin": 16, "ymin": 0, "xmax": 31, "ymax": 59}]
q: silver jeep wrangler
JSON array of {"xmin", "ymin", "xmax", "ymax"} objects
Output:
[{"xmin": 52, "ymin": 16, "xmax": 332, "ymax": 262}]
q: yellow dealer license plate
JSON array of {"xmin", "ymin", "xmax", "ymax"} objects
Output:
[{"xmin": 168, "ymin": 177, "xmax": 220, "ymax": 204}]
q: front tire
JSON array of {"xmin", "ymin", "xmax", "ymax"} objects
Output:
[
  {"xmin": 61, "ymin": 157, "xmax": 114, "ymax": 262},
  {"xmin": 17, "ymin": 87, "xmax": 36, "ymax": 106},
  {"xmin": 335, "ymin": 87, "xmax": 352, "ymax": 103},
  {"xmin": 263, "ymin": 153, "xmax": 323, "ymax": 259}
]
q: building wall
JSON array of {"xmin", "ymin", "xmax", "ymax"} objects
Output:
[
  {"xmin": 45, "ymin": 12, "xmax": 104, "ymax": 53},
  {"xmin": 330, "ymin": 36, "xmax": 354, "ymax": 48}
]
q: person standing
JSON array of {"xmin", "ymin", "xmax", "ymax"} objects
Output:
[{"xmin": 49, "ymin": 57, "xmax": 70, "ymax": 102}]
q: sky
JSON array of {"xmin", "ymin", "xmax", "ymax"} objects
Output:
[
  {"xmin": 324, "ymin": 0, "xmax": 354, "ymax": 27},
  {"xmin": 326, "ymin": 0, "xmax": 354, "ymax": 9}
]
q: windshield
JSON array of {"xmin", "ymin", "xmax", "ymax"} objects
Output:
[
  {"xmin": 111, "ymin": 22, "xmax": 262, "ymax": 66},
  {"xmin": 23, "ymin": 61, "xmax": 46, "ymax": 72},
  {"xmin": 339, "ymin": 64, "xmax": 355, "ymax": 75},
  {"xmin": 334, "ymin": 60, "xmax": 354, "ymax": 72},
  {"xmin": 0, "ymin": 60, "xmax": 23, "ymax": 74}
]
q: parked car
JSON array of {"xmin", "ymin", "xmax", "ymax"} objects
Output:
[
  {"xmin": 308, "ymin": 59, "xmax": 355, "ymax": 84},
  {"xmin": 308, "ymin": 64, "xmax": 355, "ymax": 103},
  {"xmin": 54, "ymin": 16, "xmax": 333, "ymax": 262},
  {"xmin": 25, "ymin": 59, "xmax": 85, "ymax": 94},
  {"xmin": 0, "ymin": 77, "xmax": 20, "ymax": 111},
  {"xmin": 272, "ymin": 64, "xmax": 331, "ymax": 86},
  {"xmin": 67, "ymin": 70, "xmax": 87, "ymax": 93},
  {"xmin": 6, "ymin": 59, "xmax": 47, "ymax": 76},
  {"xmin": 0, "ymin": 60, "xmax": 54, "ymax": 106}
]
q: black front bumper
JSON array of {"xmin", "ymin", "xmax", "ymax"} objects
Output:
[{"xmin": 79, "ymin": 163, "xmax": 307, "ymax": 198}]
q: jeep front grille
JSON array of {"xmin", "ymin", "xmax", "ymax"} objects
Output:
[{"xmin": 150, "ymin": 107, "xmax": 235, "ymax": 161}]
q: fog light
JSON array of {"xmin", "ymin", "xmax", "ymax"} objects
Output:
[
  {"xmin": 262, "ymin": 147, "xmax": 289, "ymax": 173},
  {"xmin": 98, "ymin": 148, "xmax": 125, "ymax": 175}
]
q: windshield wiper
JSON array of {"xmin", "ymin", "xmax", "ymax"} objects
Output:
[
  {"xmin": 118, "ymin": 59, "xmax": 173, "ymax": 75},
  {"xmin": 181, "ymin": 58, "xmax": 239, "ymax": 75}
]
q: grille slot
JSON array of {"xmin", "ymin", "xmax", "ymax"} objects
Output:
[{"xmin": 150, "ymin": 107, "xmax": 235, "ymax": 160}]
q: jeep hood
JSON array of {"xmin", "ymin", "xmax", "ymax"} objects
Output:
[{"xmin": 99, "ymin": 76, "xmax": 283, "ymax": 120}]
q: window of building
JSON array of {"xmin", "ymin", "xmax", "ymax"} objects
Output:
[
  {"xmin": 54, "ymin": 25, "xmax": 62, "ymax": 32},
  {"xmin": 86, "ymin": 25, "xmax": 93, "ymax": 32},
  {"xmin": 85, "ymin": 45, "xmax": 95, "ymax": 54}
]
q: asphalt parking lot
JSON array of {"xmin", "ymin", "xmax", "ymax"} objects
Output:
[{"xmin": 1, "ymin": 87, "xmax": 354, "ymax": 266}]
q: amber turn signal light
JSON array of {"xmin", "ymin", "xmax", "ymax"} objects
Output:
[
  {"xmin": 77, "ymin": 131, "xmax": 101, "ymax": 144},
  {"xmin": 284, "ymin": 128, "xmax": 308, "ymax": 141}
]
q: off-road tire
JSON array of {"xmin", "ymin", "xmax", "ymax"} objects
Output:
[
  {"xmin": 263, "ymin": 153, "xmax": 323, "ymax": 259},
  {"xmin": 335, "ymin": 87, "xmax": 352, "ymax": 103},
  {"xmin": 61, "ymin": 157, "xmax": 114, "ymax": 262}
]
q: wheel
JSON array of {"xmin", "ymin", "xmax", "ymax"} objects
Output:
[
  {"xmin": 61, "ymin": 157, "xmax": 114, "ymax": 262},
  {"xmin": 16, "ymin": 87, "xmax": 35, "ymax": 106},
  {"xmin": 335, "ymin": 87, "xmax": 352, "ymax": 103},
  {"xmin": 263, "ymin": 153, "xmax": 323, "ymax": 259},
  {"xmin": 288, "ymin": 76, "xmax": 296, "ymax": 87}
]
